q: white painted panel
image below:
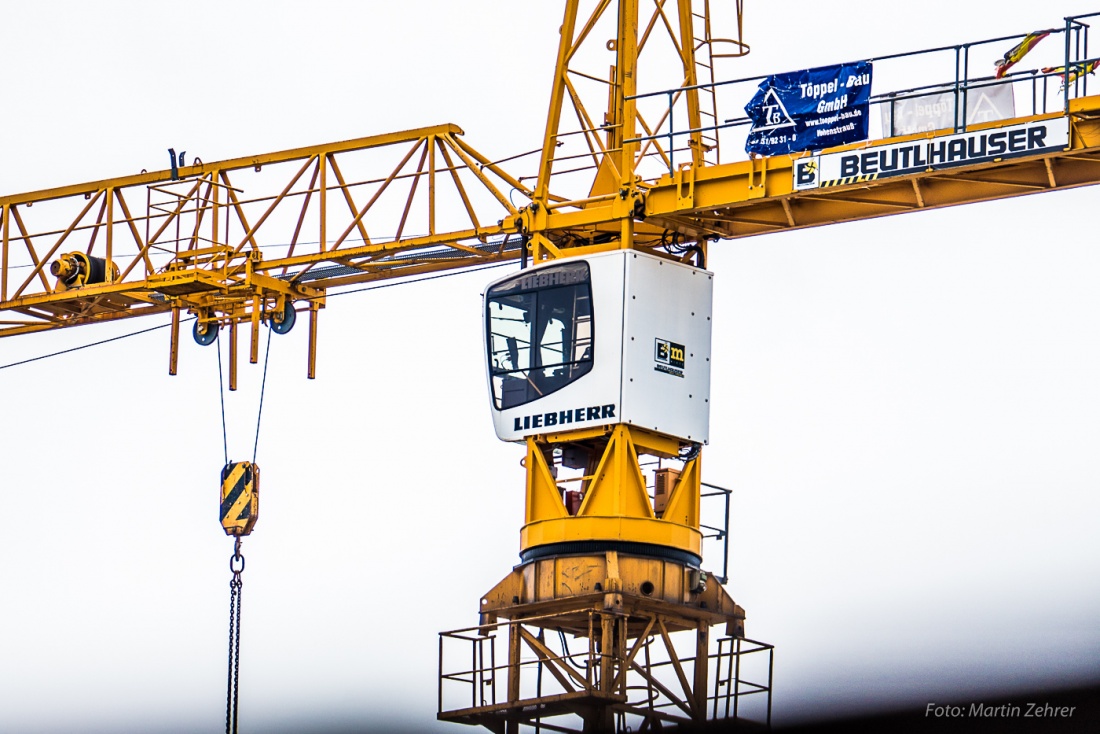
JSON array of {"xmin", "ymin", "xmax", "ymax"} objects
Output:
[{"xmin": 620, "ymin": 252, "xmax": 713, "ymax": 443}]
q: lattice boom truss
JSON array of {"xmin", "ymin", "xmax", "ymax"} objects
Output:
[{"xmin": 0, "ymin": 124, "xmax": 528, "ymax": 339}]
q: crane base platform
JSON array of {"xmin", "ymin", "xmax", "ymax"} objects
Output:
[
  {"xmin": 438, "ymin": 551, "xmax": 772, "ymax": 733},
  {"xmin": 478, "ymin": 549, "xmax": 744, "ymax": 636}
]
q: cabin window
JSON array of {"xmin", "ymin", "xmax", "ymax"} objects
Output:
[{"xmin": 486, "ymin": 262, "xmax": 594, "ymax": 410}]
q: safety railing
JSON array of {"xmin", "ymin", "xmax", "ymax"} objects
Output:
[
  {"xmin": 714, "ymin": 636, "xmax": 774, "ymax": 725},
  {"xmin": 701, "ymin": 480, "xmax": 732, "ymax": 584},
  {"xmin": 439, "ymin": 609, "xmax": 774, "ymax": 732},
  {"xmin": 637, "ymin": 463, "xmax": 732, "ymax": 583},
  {"xmin": 438, "ymin": 610, "xmax": 604, "ymax": 720},
  {"xmin": 627, "ymin": 12, "xmax": 1100, "ymax": 176}
]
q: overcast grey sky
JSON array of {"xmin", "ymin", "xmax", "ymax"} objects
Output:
[{"xmin": 2, "ymin": 2, "xmax": 1099, "ymax": 732}]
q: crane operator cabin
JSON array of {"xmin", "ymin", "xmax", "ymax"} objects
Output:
[{"xmin": 485, "ymin": 250, "xmax": 712, "ymax": 447}]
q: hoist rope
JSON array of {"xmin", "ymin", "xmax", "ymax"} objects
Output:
[
  {"xmin": 213, "ymin": 323, "xmax": 273, "ymax": 733},
  {"xmin": 252, "ymin": 325, "xmax": 273, "ymax": 463},
  {"xmin": 213, "ymin": 324, "xmax": 275, "ymax": 465},
  {"xmin": 0, "ymin": 320, "xmax": 180, "ymax": 370},
  {"xmin": 225, "ymin": 538, "xmax": 245, "ymax": 734},
  {"xmin": 215, "ymin": 330, "xmax": 229, "ymax": 465},
  {"xmin": 0, "ymin": 262, "xmax": 513, "ymax": 372}
]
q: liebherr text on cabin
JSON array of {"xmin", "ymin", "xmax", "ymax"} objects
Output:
[{"xmin": 512, "ymin": 404, "xmax": 616, "ymax": 432}]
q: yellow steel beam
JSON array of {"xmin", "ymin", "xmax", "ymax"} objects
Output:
[
  {"xmin": 0, "ymin": 124, "xmax": 521, "ymax": 340},
  {"xmin": 0, "ymin": 125, "xmax": 465, "ymax": 207},
  {"xmin": 639, "ymin": 99, "xmax": 1100, "ymax": 241},
  {"xmin": 7, "ymin": 87, "xmax": 1100, "ymax": 346}
]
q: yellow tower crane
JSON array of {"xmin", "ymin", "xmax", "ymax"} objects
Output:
[{"xmin": 4, "ymin": 2, "xmax": 1100, "ymax": 733}]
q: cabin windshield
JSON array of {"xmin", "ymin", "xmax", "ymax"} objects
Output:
[{"xmin": 486, "ymin": 261, "xmax": 594, "ymax": 411}]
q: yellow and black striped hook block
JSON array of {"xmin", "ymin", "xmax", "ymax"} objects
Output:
[{"xmin": 220, "ymin": 462, "xmax": 260, "ymax": 536}]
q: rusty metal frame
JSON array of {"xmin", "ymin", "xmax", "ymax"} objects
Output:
[{"xmin": 439, "ymin": 608, "xmax": 773, "ymax": 733}]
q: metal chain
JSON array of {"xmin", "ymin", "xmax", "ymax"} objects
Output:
[{"xmin": 226, "ymin": 538, "xmax": 245, "ymax": 734}]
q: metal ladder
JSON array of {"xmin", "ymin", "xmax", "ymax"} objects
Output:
[{"xmin": 691, "ymin": 0, "xmax": 750, "ymax": 165}]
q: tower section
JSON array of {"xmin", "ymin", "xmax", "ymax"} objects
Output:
[
  {"xmin": 437, "ymin": 251, "xmax": 771, "ymax": 733},
  {"xmin": 438, "ymin": 2, "xmax": 768, "ymax": 730},
  {"xmin": 485, "ymin": 250, "xmax": 714, "ymax": 565}
]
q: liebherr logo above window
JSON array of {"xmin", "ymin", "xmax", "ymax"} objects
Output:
[{"xmin": 655, "ymin": 338, "xmax": 685, "ymax": 378}]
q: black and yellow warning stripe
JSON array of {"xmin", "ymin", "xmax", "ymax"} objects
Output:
[
  {"xmin": 220, "ymin": 461, "xmax": 259, "ymax": 536},
  {"xmin": 819, "ymin": 172, "xmax": 880, "ymax": 189}
]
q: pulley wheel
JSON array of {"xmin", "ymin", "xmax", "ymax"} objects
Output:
[
  {"xmin": 269, "ymin": 301, "xmax": 297, "ymax": 334},
  {"xmin": 193, "ymin": 319, "xmax": 218, "ymax": 346}
]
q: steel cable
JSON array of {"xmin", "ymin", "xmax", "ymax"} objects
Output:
[
  {"xmin": 0, "ymin": 263, "xmax": 513, "ymax": 372},
  {"xmin": 252, "ymin": 325, "xmax": 273, "ymax": 463},
  {"xmin": 215, "ymin": 331, "xmax": 229, "ymax": 465}
]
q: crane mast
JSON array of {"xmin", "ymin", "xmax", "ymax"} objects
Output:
[
  {"xmin": 5, "ymin": 1, "xmax": 1100, "ymax": 732},
  {"xmin": 442, "ymin": 4, "xmax": 764, "ymax": 732}
]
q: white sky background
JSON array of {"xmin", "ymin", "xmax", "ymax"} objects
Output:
[{"xmin": 2, "ymin": 2, "xmax": 1099, "ymax": 732}]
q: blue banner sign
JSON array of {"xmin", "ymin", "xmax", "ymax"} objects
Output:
[{"xmin": 745, "ymin": 61, "xmax": 873, "ymax": 156}]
